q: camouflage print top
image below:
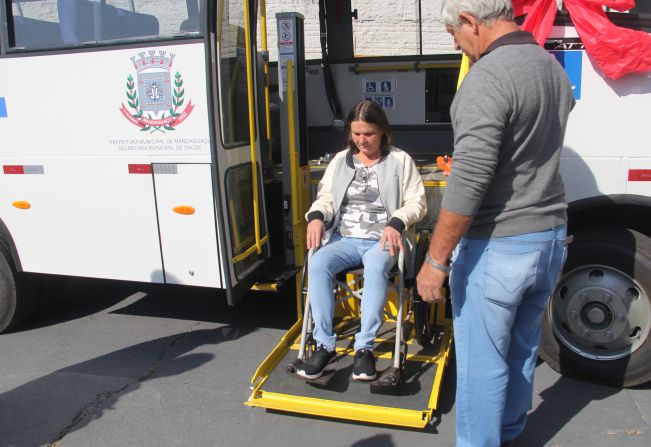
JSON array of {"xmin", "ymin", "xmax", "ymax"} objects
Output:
[{"xmin": 338, "ymin": 157, "xmax": 388, "ymax": 239}]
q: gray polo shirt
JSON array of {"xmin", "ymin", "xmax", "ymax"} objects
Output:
[{"xmin": 442, "ymin": 31, "xmax": 575, "ymax": 238}]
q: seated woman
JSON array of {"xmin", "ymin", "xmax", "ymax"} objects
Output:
[{"xmin": 297, "ymin": 100, "xmax": 426, "ymax": 381}]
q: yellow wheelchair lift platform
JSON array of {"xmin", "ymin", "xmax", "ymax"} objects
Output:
[{"xmin": 245, "ymin": 288, "xmax": 453, "ymax": 428}]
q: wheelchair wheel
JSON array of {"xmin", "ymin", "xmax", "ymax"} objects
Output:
[
  {"xmin": 413, "ymin": 231, "xmax": 435, "ymax": 346},
  {"xmin": 414, "ymin": 299, "xmax": 434, "ymax": 346}
]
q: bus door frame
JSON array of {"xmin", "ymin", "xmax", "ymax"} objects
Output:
[{"xmin": 205, "ymin": 0, "xmax": 271, "ymax": 304}]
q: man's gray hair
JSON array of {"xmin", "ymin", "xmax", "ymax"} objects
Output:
[{"xmin": 441, "ymin": 0, "xmax": 514, "ymax": 28}]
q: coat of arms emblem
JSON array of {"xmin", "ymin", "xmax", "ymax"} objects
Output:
[{"xmin": 120, "ymin": 50, "xmax": 194, "ymax": 132}]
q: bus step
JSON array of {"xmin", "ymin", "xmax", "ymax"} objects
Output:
[{"xmin": 251, "ymin": 265, "xmax": 300, "ymax": 292}]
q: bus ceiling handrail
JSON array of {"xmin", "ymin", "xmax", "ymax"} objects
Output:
[{"xmin": 349, "ymin": 62, "xmax": 460, "ymax": 74}]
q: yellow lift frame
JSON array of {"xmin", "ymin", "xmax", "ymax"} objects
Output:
[{"xmin": 246, "ymin": 295, "xmax": 453, "ymax": 428}]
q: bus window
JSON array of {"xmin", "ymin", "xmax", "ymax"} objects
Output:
[
  {"xmin": 7, "ymin": 0, "xmax": 202, "ymax": 50},
  {"xmin": 217, "ymin": 0, "xmax": 250, "ymax": 147},
  {"xmin": 10, "ymin": 0, "xmax": 62, "ymax": 48},
  {"xmin": 425, "ymin": 67, "xmax": 457, "ymax": 123}
]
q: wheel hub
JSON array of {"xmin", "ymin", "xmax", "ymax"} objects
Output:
[
  {"xmin": 551, "ymin": 265, "xmax": 651, "ymax": 360},
  {"xmin": 583, "ymin": 302, "xmax": 611, "ymax": 327},
  {"xmin": 565, "ymin": 287, "xmax": 625, "ymax": 344}
]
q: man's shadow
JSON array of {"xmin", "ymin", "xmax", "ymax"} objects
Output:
[
  {"xmin": 519, "ymin": 367, "xmax": 631, "ymax": 446},
  {"xmin": 0, "ymin": 325, "xmax": 255, "ymax": 447}
]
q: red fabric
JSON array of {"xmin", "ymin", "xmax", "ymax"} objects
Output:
[
  {"xmin": 517, "ymin": 0, "xmax": 557, "ymax": 45},
  {"xmin": 512, "ymin": 0, "xmax": 651, "ymax": 79}
]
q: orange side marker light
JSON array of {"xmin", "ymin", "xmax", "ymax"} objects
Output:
[
  {"xmin": 173, "ymin": 205, "xmax": 195, "ymax": 215},
  {"xmin": 12, "ymin": 201, "xmax": 31, "ymax": 209}
]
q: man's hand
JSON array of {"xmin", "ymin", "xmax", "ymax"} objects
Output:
[
  {"xmin": 416, "ymin": 208, "xmax": 473, "ymax": 303},
  {"xmin": 416, "ymin": 261, "xmax": 447, "ymax": 302},
  {"xmin": 306, "ymin": 220, "xmax": 325, "ymax": 249},
  {"xmin": 379, "ymin": 226, "xmax": 403, "ymax": 257}
]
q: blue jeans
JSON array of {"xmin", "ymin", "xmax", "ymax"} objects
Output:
[
  {"xmin": 308, "ymin": 232, "xmax": 397, "ymax": 352},
  {"xmin": 450, "ymin": 225, "xmax": 567, "ymax": 447}
]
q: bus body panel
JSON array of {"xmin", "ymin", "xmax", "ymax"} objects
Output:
[
  {"xmin": 153, "ymin": 163, "xmax": 222, "ymax": 288},
  {"xmin": 627, "ymin": 158, "xmax": 651, "ymax": 196},
  {"xmin": 551, "ymin": 40, "xmax": 651, "ymax": 203},
  {"xmin": 0, "ymin": 42, "xmax": 212, "ymax": 157},
  {"xmin": 0, "ymin": 157, "xmax": 164, "ymax": 281},
  {"xmin": 0, "ymin": 42, "xmax": 225, "ymax": 283},
  {"xmin": 560, "ymin": 157, "xmax": 627, "ymax": 203},
  {"xmin": 563, "ymin": 52, "xmax": 651, "ymax": 160}
]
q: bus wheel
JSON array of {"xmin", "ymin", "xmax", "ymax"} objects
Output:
[
  {"xmin": 0, "ymin": 247, "xmax": 38, "ymax": 333},
  {"xmin": 539, "ymin": 226, "xmax": 651, "ymax": 387}
]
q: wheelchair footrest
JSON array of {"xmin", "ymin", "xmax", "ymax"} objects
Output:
[
  {"xmin": 287, "ymin": 358, "xmax": 339, "ymax": 387},
  {"xmin": 304, "ymin": 368, "xmax": 337, "ymax": 386},
  {"xmin": 371, "ymin": 366, "xmax": 402, "ymax": 389},
  {"xmin": 286, "ymin": 359, "xmax": 301, "ymax": 374}
]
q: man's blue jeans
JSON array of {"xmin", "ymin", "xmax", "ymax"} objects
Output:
[
  {"xmin": 450, "ymin": 225, "xmax": 567, "ymax": 447},
  {"xmin": 308, "ymin": 232, "xmax": 397, "ymax": 352}
]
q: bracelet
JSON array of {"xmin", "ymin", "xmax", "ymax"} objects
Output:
[{"xmin": 425, "ymin": 253, "xmax": 451, "ymax": 275}]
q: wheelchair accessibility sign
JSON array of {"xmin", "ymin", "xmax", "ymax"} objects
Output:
[{"xmin": 362, "ymin": 76, "xmax": 396, "ymax": 111}]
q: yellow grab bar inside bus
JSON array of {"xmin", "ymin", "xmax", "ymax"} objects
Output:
[
  {"xmin": 260, "ymin": 0, "xmax": 272, "ymax": 148},
  {"xmin": 286, "ymin": 60, "xmax": 301, "ymax": 226},
  {"xmin": 231, "ymin": 0, "xmax": 270, "ymax": 265}
]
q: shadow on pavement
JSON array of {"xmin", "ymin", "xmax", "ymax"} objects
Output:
[
  {"xmin": 20, "ymin": 277, "xmax": 139, "ymax": 332},
  {"xmin": 519, "ymin": 373, "xmax": 620, "ymax": 446},
  {"xmin": 350, "ymin": 433, "xmax": 395, "ymax": 446},
  {"xmin": 111, "ymin": 282, "xmax": 297, "ymax": 330},
  {"xmin": 0, "ymin": 325, "xmax": 254, "ymax": 447},
  {"xmin": 20, "ymin": 276, "xmax": 297, "ymax": 333}
]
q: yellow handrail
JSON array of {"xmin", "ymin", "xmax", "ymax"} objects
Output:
[
  {"xmin": 260, "ymin": 0, "xmax": 272, "ymax": 147},
  {"xmin": 216, "ymin": 0, "xmax": 224, "ymax": 43},
  {"xmin": 243, "ymin": 0, "xmax": 263, "ymax": 255},
  {"xmin": 232, "ymin": 234, "xmax": 270, "ymax": 264},
  {"xmin": 457, "ymin": 55, "xmax": 470, "ymax": 89},
  {"xmin": 286, "ymin": 59, "xmax": 301, "ymax": 226}
]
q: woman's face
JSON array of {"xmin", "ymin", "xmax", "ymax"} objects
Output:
[{"xmin": 350, "ymin": 120, "xmax": 383, "ymax": 158}]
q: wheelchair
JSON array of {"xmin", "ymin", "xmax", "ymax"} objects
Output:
[{"xmin": 288, "ymin": 230, "xmax": 441, "ymax": 387}]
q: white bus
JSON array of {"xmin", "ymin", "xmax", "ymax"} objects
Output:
[{"xmin": 0, "ymin": 0, "xmax": 276, "ymax": 325}]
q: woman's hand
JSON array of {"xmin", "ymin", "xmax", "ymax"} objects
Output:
[
  {"xmin": 379, "ymin": 226, "xmax": 404, "ymax": 257},
  {"xmin": 306, "ymin": 219, "xmax": 325, "ymax": 250}
]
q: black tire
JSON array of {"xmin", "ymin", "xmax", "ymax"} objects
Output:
[
  {"xmin": 539, "ymin": 225, "xmax": 651, "ymax": 387},
  {"xmin": 0, "ymin": 246, "xmax": 38, "ymax": 333},
  {"xmin": 413, "ymin": 231, "xmax": 435, "ymax": 346}
]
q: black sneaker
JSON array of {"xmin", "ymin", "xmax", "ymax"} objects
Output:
[
  {"xmin": 296, "ymin": 346, "xmax": 336, "ymax": 379},
  {"xmin": 352, "ymin": 348, "xmax": 376, "ymax": 381}
]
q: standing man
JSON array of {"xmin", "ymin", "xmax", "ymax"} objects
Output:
[{"xmin": 417, "ymin": 1, "xmax": 574, "ymax": 446}]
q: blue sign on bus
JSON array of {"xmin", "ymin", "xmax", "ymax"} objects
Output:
[
  {"xmin": 0, "ymin": 97, "xmax": 7, "ymax": 118},
  {"xmin": 551, "ymin": 50, "xmax": 582, "ymax": 100}
]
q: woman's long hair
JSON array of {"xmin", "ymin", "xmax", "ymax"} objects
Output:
[{"xmin": 345, "ymin": 100, "xmax": 392, "ymax": 154}]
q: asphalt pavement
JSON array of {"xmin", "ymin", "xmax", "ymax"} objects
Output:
[{"xmin": 0, "ymin": 277, "xmax": 649, "ymax": 447}]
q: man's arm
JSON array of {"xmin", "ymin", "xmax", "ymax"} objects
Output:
[{"xmin": 416, "ymin": 208, "xmax": 473, "ymax": 302}]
